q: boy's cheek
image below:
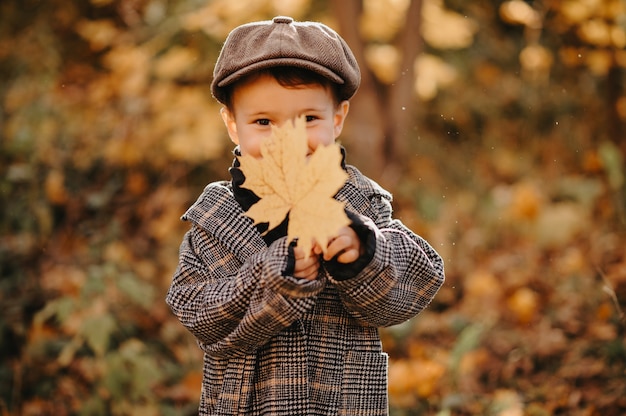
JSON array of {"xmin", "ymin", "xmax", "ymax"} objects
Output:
[
  {"xmin": 306, "ymin": 133, "xmax": 336, "ymax": 151},
  {"xmin": 238, "ymin": 139, "xmax": 263, "ymax": 158}
]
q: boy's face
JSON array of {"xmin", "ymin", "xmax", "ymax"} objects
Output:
[{"xmin": 220, "ymin": 74, "xmax": 349, "ymax": 159}]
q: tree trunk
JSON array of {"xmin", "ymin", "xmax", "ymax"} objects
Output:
[
  {"xmin": 331, "ymin": 0, "xmax": 387, "ymax": 179},
  {"xmin": 332, "ymin": 0, "xmax": 424, "ymax": 187},
  {"xmin": 386, "ymin": 0, "xmax": 423, "ymax": 180}
]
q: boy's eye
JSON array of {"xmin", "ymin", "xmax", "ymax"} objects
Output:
[
  {"xmin": 255, "ymin": 119, "xmax": 270, "ymax": 126},
  {"xmin": 305, "ymin": 115, "xmax": 317, "ymax": 122}
]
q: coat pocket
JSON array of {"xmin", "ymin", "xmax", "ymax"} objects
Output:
[
  {"xmin": 214, "ymin": 355, "xmax": 255, "ymax": 415},
  {"xmin": 340, "ymin": 351, "xmax": 389, "ymax": 416}
]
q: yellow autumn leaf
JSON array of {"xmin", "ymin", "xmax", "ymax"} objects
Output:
[{"xmin": 238, "ymin": 116, "xmax": 350, "ymax": 256}]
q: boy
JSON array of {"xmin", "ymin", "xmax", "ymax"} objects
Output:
[{"xmin": 166, "ymin": 16, "xmax": 444, "ymax": 416}]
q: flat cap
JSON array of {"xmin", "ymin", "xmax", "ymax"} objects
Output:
[{"xmin": 211, "ymin": 16, "xmax": 361, "ymax": 104}]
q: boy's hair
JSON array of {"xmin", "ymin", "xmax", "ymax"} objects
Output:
[
  {"xmin": 221, "ymin": 66, "xmax": 343, "ymax": 111},
  {"xmin": 211, "ymin": 16, "xmax": 360, "ymax": 106}
]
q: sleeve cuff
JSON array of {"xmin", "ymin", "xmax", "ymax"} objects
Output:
[
  {"xmin": 260, "ymin": 238, "xmax": 325, "ymax": 298},
  {"xmin": 323, "ymin": 211, "xmax": 377, "ymax": 281}
]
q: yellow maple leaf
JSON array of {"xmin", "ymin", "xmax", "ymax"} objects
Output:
[{"xmin": 238, "ymin": 116, "xmax": 350, "ymax": 256}]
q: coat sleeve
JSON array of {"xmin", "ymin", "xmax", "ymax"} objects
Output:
[
  {"xmin": 165, "ymin": 223, "xmax": 324, "ymax": 358},
  {"xmin": 330, "ymin": 175, "xmax": 445, "ymax": 327}
]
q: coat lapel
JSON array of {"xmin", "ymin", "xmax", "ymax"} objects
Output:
[{"xmin": 182, "ymin": 181, "xmax": 267, "ymax": 262}]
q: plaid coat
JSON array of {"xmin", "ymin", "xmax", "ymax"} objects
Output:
[{"xmin": 166, "ymin": 165, "xmax": 444, "ymax": 416}]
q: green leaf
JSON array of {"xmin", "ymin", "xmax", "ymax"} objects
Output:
[
  {"xmin": 80, "ymin": 313, "xmax": 117, "ymax": 357},
  {"xmin": 34, "ymin": 297, "xmax": 75, "ymax": 326},
  {"xmin": 599, "ymin": 141, "xmax": 624, "ymax": 190},
  {"xmin": 104, "ymin": 339, "xmax": 165, "ymax": 401},
  {"xmin": 449, "ymin": 323, "xmax": 484, "ymax": 375},
  {"xmin": 116, "ymin": 273, "xmax": 156, "ymax": 309}
]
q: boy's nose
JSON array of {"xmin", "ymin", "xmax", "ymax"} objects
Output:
[{"xmin": 276, "ymin": 116, "xmax": 300, "ymax": 128}]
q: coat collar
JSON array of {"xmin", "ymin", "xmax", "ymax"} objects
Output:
[{"xmin": 182, "ymin": 181, "xmax": 267, "ymax": 262}]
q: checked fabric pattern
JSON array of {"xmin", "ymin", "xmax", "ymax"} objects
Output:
[{"xmin": 166, "ymin": 165, "xmax": 445, "ymax": 416}]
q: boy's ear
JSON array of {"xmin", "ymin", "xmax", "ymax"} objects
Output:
[
  {"xmin": 333, "ymin": 100, "xmax": 350, "ymax": 138},
  {"xmin": 220, "ymin": 107, "xmax": 239, "ymax": 145}
]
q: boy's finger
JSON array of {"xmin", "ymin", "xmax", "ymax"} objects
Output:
[
  {"xmin": 323, "ymin": 236, "xmax": 350, "ymax": 260},
  {"xmin": 337, "ymin": 248, "xmax": 359, "ymax": 264}
]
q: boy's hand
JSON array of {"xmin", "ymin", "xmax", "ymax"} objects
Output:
[
  {"xmin": 293, "ymin": 246, "xmax": 321, "ymax": 281},
  {"xmin": 316, "ymin": 226, "xmax": 363, "ymax": 264}
]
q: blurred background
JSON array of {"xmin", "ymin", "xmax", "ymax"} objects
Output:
[{"xmin": 1, "ymin": 0, "xmax": 625, "ymax": 415}]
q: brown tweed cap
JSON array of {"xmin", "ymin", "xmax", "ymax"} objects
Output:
[{"xmin": 211, "ymin": 16, "xmax": 361, "ymax": 104}]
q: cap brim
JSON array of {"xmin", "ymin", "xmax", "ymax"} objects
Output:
[{"xmin": 216, "ymin": 58, "xmax": 346, "ymax": 88}]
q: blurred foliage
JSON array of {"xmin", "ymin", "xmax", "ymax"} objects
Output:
[{"xmin": 1, "ymin": 0, "xmax": 625, "ymax": 415}]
